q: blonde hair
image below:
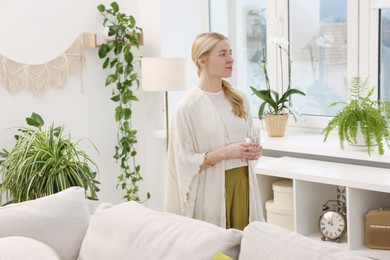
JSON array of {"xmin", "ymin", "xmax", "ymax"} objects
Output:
[{"xmin": 192, "ymin": 32, "xmax": 247, "ymax": 119}]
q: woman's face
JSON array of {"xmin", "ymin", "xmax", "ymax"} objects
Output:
[{"xmin": 203, "ymin": 39, "xmax": 234, "ymax": 79}]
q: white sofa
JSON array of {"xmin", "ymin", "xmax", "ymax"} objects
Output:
[{"xmin": 0, "ymin": 187, "xmax": 371, "ymax": 260}]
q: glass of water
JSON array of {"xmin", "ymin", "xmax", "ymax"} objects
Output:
[{"xmin": 245, "ymin": 126, "xmax": 261, "ymax": 144}]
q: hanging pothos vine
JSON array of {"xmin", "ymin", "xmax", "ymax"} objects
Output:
[{"xmin": 97, "ymin": 2, "xmax": 149, "ymax": 201}]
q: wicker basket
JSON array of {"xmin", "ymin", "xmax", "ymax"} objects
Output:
[{"xmin": 265, "ymin": 114, "xmax": 289, "ymax": 137}]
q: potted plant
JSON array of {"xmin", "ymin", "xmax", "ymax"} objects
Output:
[
  {"xmin": 0, "ymin": 113, "xmax": 100, "ymax": 205},
  {"xmin": 321, "ymin": 76, "xmax": 390, "ymax": 155},
  {"xmin": 250, "ymin": 36, "xmax": 306, "ymax": 137},
  {"xmin": 97, "ymin": 2, "xmax": 149, "ymax": 202}
]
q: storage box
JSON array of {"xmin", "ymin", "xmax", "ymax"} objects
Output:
[
  {"xmin": 266, "ymin": 199, "xmax": 295, "ymax": 231},
  {"xmin": 273, "ymin": 180, "xmax": 293, "ymax": 208},
  {"xmin": 365, "ymin": 208, "xmax": 390, "ymax": 250}
]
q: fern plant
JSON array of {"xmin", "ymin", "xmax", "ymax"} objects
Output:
[{"xmin": 321, "ymin": 77, "xmax": 390, "ymax": 155}]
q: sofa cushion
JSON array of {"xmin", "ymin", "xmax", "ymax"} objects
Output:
[
  {"xmin": 78, "ymin": 201, "xmax": 242, "ymax": 260},
  {"xmin": 0, "ymin": 236, "xmax": 60, "ymax": 260},
  {"xmin": 0, "ymin": 187, "xmax": 90, "ymax": 260},
  {"xmin": 239, "ymin": 222, "xmax": 370, "ymax": 260}
]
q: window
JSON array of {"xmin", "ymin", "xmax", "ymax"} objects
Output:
[
  {"xmin": 209, "ymin": 0, "xmax": 385, "ymax": 129},
  {"xmin": 209, "ymin": 0, "xmax": 267, "ymax": 116},
  {"xmin": 290, "ymin": 0, "xmax": 347, "ymax": 116},
  {"xmin": 380, "ymin": 8, "xmax": 390, "ymax": 101}
]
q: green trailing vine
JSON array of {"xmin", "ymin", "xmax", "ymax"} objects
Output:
[{"xmin": 97, "ymin": 2, "xmax": 149, "ymax": 201}]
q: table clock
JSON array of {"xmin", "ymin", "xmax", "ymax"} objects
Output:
[{"xmin": 318, "ymin": 200, "xmax": 347, "ymax": 243}]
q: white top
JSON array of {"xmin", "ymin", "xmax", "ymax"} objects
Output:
[{"xmin": 202, "ymin": 90, "xmax": 248, "ymax": 170}]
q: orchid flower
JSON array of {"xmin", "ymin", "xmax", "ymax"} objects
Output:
[
  {"xmin": 316, "ymin": 34, "xmax": 334, "ymax": 48},
  {"xmin": 268, "ymin": 36, "xmax": 289, "ymax": 52}
]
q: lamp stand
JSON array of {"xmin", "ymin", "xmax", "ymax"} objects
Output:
[{"xmin": 164, "ymin": 91, "xmax": 169, "ymax": 148}]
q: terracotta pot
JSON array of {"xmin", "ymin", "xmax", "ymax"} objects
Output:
[{"xmin": 265, "ymin": 114, "xmax": 289, "ymax": 137}]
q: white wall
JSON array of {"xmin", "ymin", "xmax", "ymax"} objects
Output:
[
  {"xmin": 139, "ymin": 0, "xmax": 209, "ymax": 210},
  {"xmin": 0, "ymin": 0, "xmax": 208, "ymax": 209}
]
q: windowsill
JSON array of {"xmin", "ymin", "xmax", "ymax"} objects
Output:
[{"xmin": 260, "ymin": 128, "xmax": 390, "ymax": 166}]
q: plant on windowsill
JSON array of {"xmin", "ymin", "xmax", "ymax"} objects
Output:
[
  {"xmin": 97, "ymin": 2, "xmax": 149, "ymax": 201},
  {"xmin": 0, "ymin": 113, "xmax": 100, "ymax": 205},
  {"xmin": 250, "ymin": 36, "xmax": 306, "ymax": 137},
  {"xmin": 321, "ymin": 76, "xmax": 390, "ymax": 155}
]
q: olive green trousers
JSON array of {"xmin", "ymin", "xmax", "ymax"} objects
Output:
[{"xmin": 225, "ymin": 166, "xmax": 249, "ymax": 230}]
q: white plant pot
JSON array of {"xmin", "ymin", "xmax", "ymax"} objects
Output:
[{"xmin": 347, "ymin": 123, "xmax": 377, "ymax": 149}]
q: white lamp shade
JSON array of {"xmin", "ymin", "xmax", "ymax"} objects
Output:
[{"xmin": 141, "ymin": 57, "xmax": 188, "ymax": 92}]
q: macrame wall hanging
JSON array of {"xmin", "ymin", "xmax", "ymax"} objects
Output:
[{"xmin": 0, "ymin": 35, "xmax": 85, "ymax": 96}]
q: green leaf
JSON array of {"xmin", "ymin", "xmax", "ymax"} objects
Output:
[
  {"xmin": 258, "ymin": 102, "xmax": 267, "ymax": 119},
  {"xmin": 116, "ymin": 63, "xmax": 124, "ymax": 74},
  {"xmin": 111, "ymin": 95, "xmax": 120, "ymax": 102},
  {"xmin": 97, "ymin": 4, "xmax": 105, "ymax": 12},
  {"xmin": 105, "ymin": 74, "xmax": 118, "ymax": 86},
  {"xmin": 129, "ymin": 16, "xmax": 136, "ymax": 27},
  {"xmin": 111, "ymin": 2, "xmax": 119, "ymax": 13},
  {"xmin": 125, "ymin": 52, "xmax": 133, "ymax": 64},
  {"xmin": 98, "ymin": 44, "xmax": 109, "ymax": 59},
  {"xmin": 115, "ymin": 106, "xmax": 123, "ymax": 121},
  {"xmin": 110, "ymin": 58, "xmax": 118, "ymax": 68},
  {"xmin": 279, "ymin": 88, "xmax": 306, "ymax": 103},
  {"xmin": 123, "ymin": 108, "xmax": 132, "ymax": 120},
  {"xmin": 109, "ymin": 25, "xmax": 119, "ymax": 36},
  {"xmin": 102, "ymin": 58, "xmax": 110, "ymax": 69},
  {"xmin": 26, "ymin": 113, "xmax": 44, "ymax": 128}
]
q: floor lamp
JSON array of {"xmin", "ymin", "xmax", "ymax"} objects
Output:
[{"xmin": 141, "ymin": 57, "xmax": 188, "ymax": 147}]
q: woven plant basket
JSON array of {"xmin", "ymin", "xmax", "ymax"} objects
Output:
[{"xmin": 265, "ymin": 114, "xmax": 289, "ymax": 137}]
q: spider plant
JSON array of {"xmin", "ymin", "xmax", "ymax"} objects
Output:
[{"xmin": 0, "ymin": 113, "xmax": 100, "ymax": 204}]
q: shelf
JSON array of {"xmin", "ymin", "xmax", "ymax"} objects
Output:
[
  {"xmin": 256, "ymin": 156, "xmax": 390, "ymax": 260},
  {"xmin": 82, "ymin": 32, "xmax": 144, "ymax": 48},
  {"xmin": 260, "ymin": 130, "xmax": 390, "ymax": 165},
  {"xmin": 306, "ymin": 231, "xmax": 349, "ymax": 250}
]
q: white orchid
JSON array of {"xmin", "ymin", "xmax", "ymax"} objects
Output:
[
  {"xmin": 250, "ymin": 35, "xmax": 306, "ymax": 122},
  {"xmin": 316, "ymin": 34, "xmax": 334, "ymax": 48},
  {"xmin": 268, "ymin": 36, "xmax": 289, "ymax": 51}
]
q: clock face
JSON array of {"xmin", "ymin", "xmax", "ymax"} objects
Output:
[{"xmin": 319, "ymin": 211, "xmax": 346, "ymax": 240}]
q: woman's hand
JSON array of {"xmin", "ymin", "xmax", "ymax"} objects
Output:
[
  {"xmin": 224, "ymin": 142, "xmax": 262, "ymax": 161},
  {"xmin": 200, "ymin": 142, "xmax": 262, "ymax": 170}
]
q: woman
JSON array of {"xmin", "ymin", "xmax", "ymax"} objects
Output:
[{"xmin": 165, "ymin": 32, "xmax": 264, "ymax": 230}]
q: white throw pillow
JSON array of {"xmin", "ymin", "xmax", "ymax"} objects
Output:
[
  {"xmin": 239, "ymin": 222, "xmax": 370, "ymax": 260},
  {"xmin": 78, "ymin": 201, "xmax": 242, "ymax": 260},
  {"xmin": 0, "ymin": 187, "xmax": 91, "ymax": 260},
  {"xmin": 0, "ymin": 236, "xmax": 60, "ymax": 260}
]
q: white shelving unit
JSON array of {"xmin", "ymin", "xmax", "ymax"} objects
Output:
[{"xmin": 256, "ymin": 156, "xmax": 390, "ymax": 260}]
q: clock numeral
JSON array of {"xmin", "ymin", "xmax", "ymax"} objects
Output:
[
  {"xmin": 321, "ymin": 227, "xmax": 326, "ymax": 231},
  {"xmin": 330, "ymin": 232, "xmax": 333, "ymax": 237},
  {"xmin": 325, "ymin": 230, "xmax": 329, "ymax": 235}
]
